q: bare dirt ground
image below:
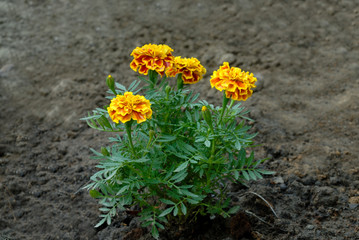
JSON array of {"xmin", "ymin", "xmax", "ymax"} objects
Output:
[{"xmin": 1, "ymin": 0, "xmax": 358, "ymax": 239}]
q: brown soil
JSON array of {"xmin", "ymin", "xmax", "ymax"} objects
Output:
[{"xmin": 1, "ymin": 1, "xmax": 358, "ymax": 239}]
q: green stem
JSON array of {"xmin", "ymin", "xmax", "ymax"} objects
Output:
[
  {"xmin": 177, "ymin": 74, "xmax": 183, "ymax": 90},
  {"xmin": 218, "ymin": 92, "xmax": 230, "ymax": 125},
  {"xmin": 125, "ymin": 121, "xmax": 137, "ymax": 158}
]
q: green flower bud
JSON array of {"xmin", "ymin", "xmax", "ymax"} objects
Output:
[
  {"xmin": 165, "ymin": 85, "xmax": 171, "ymax": 99},
  {"xmin": 202, "ymin": 106, "xmax": 213, "ymax": 132},
  {"xmin": 101, "ymin": 147, "xmax": 110, "ymax": 156},
  {"xmin": 106, "ymin": 75, "xmax": 116, "ymax": 94}
]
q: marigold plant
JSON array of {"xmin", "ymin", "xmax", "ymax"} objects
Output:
[
  {"xmin": 130, "ymin": 43, "xmax": 174, "ymax": 77},
  {"xmin": 82, "ymin": 44, "xmax": 272, "ymax": 239},
  {"xmin": 210, "ymin": 62, "xmax": 257, "ymax": 101},
  {"xmin": 166, "ymin": 56, "xmax": 206, "ymax": 85},
  {"xmin": 107, "ymin": 92, "xmax": 152, "ymax": 124}
]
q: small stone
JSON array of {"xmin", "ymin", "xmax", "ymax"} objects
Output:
[
  {"xmin": 32, "ymin": 190, "xmax": 43, "ymax": 198},
  {"xmin": 279, "ymin": 183, "xmax": 287, "ymax": 191},
  {"xmin": 349, "ymin": 196, "xmax": 359, "ymax": 204},
  {"xmin": 218, "ymin": 53, "xmax": 236, "ymax": 65},
  {"xmin": 306, "ymin": 224, "xmax": 315, "ymax": 230},
  {"xmin": 312, "ymin": 186, "xmax": 338, "ymax": 207},
  {"xmin": 273, "ymin": 176, "xmax": 284, "ymax": 184},
  {"xmin": 349, "ymin": 203, "xmax": 358, "ymax": 209}
]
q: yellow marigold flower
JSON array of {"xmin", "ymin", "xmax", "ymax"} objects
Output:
[
  {"xmin": 201, "ymin": 106, "xmax": 207, "ymax": 112},
  {"xmin": 130, "ymin": 43, "xmax": 174, "ymax": 77},
  {"xmin": 107, "ymin": 92, "xmax": 152, "ymax": 124},
  {"xmin": 210, "ymin": 62, "xmax": 257, "ymax": 101},
  {"xmin": 166, "ymin": 57, "xmax": 206, "ymax": 84}
]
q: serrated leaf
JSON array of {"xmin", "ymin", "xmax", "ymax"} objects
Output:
[
  {"xmin": 204, "ymin": 139, "xmax": 211, "ymax": 147},
  {"xmin": 238, "ymin": 148, "xmax": 246, "ymax": 169},
  {"xmin": 174, "ymin": 161, "xmax": 189, "ymax": 172},
  {"xmin": 106, "ymin": 215, "xmax": 111, "ymax": 225},
  {"xmin": 173, "ymin": 205, "xmax": 178, "ymax": 216},
  {"xmin": 170, "ymin": 170, "xmax": 188, "ymax": 183},
  {"xmin": 186, "ymin": 198, "xmax": 199, "ymax": 204},
  {"xmin": 180, "ymin": 189, "xmax": 199, "ymax": 198},
  {"xmin": 94, "ymin": 217, "xmax": 106, "ymax": 228},
  {"xmin": 228, "ymin": 206, "xmax": 240, "ymax": 214},
  {"xmin": 248, "ymin": 170, "xmax": 257, "ymax": 180},
  {"xmin": 253, "ymin": 170, "xmax": 263, "ymax": 179},
  {"xmin": 157, "ymin": 134, "xmax": 177, "ymax": 142},
  {"xmin": 151, "ymin": 225, "xmax": 159, "ymax": 239},
  {"xmin": 155, "ymin": 222, "xmax": 165, "ymax": 230},
  {"xmin": 181, "ymin": 203, "xmax": 187, "ymax": 215},
  {"xmin": 233, "ymin": 170, "xmax": 239, "ymax": 180},
  {"xmin": 257, "ymin": 169, "xmax": 276, "ymax": 175},
  {"xmin": 160, "ymin": 199, "xmax": 176, "ymax": 205},
  {"xmin": 246, "ymin": 151, "xmax": 254, "ymax": 166},
  {"xmin": 89, "ymin": 189, "xmax": 103, "ymax": 198},
  {"xmin": 99, "ymin": 208, "xmax": 110, "ymax": 212},
  {"xmin": 242, "ymin": 170, "xmax": 250, "ymax": 181},
  {"xmin": 235, "ymin": 141, "xmax": 241, "ymax": 151},
  {"xmin": 158, "ymin": 206, "xmax": 174, "ymax": 217},
  {"xmin": 185, "ymin": 110, "xmax": 192, "ymax": 122}
]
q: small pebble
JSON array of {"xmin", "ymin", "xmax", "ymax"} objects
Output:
[
  {"xmin": 280, "ymin": 183, "xmax": 287, "ymax": 191},
  {"xmin": 306, "ymin": 224, "xmax": 315, "ymax": 230},
  {"xmin": 349, "ymin": 203, "xmax": 358, "ymax": 209}
]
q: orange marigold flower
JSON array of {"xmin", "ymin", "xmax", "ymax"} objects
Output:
[
  {"xmin": 166, "ymin": 57, "xmax": 206, "ymax": 84},
  {"xmin": 107, "ymin": 92, "xmax": 152, "ymax": 124},
  {"xmin": 130, "ymin": 44, "xmax": 174, "ymax": 77},
  {"xmin": 210, "ymin": 62, "xmax": 257, "ymax": 101}
]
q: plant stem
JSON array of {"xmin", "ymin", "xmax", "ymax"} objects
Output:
[
  {"xmin": 177, "ymin": 74, "xmax": 183, "ymax": 90},
  {"xmin": 125, "ymin": 120, "xmax": 137, "ymax": 158},
  {"xmin": 217, "ymin": 92, "xmax": 230, "ymax": 125}
]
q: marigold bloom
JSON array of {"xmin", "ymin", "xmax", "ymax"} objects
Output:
[
  {"xmin": 201, "ymin": 106, "xmax": 207, "ymax": 112},
  {"xmin": 107, "ymin": 92, "xmax": 152, "ymax": 124},
  {"xmin": 166, "ymin": 57, "xmax": 206, "ymax": 84},
  {"xmin": 210, "ymin": 62, "xmax": 257, "ymax": 101},
  {"xmin": 130, "ymin": 44, "xmax": 174, "ymax": 77}
]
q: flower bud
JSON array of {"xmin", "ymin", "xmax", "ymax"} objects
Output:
[
  {"xmin": 202, "ymin": 106, "xmax": 213, "ymax": 132},
  {"xmin": 101, "ymin": 147, "xmax": 110, "ymax": 156},
  {"xmin": 165, "ymin": 85, "xmax": 171, "ymax": 99},
  {"xmin": 149, "ymin": 130, "xmax": 155, "ymax": 140},
  {"xmin": 106, "ymin": 75, "xmax": 116, "ymax": 94}
]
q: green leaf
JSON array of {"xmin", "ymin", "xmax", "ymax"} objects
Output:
[
  {"xmin": 98, "ymin": 115, "xmax": 113, "ymax": 130},
  {"xmin": 160, "ymin": 199, "xmax": 176, "ymax": 205},
  {"xmin": 185, "ymin": 110, "xmax": 192, "ymax": 122},
  {"xmin": 155, "ymin": 222, "xmax": 165, "ymax": 230},
  {"xmin": 181, "ymin": 203, "xmax": 187, "ymax": 215},
  {"xmin": 186, "ymin": 198, "xmax": 199, "ymax": 204},
  {"xmin": 228, "ymin": 206, "xmax": 240, "ymax": 214},
  {"xmin": 204, "ymin": 140, "xmax": 211, "ymax": 148},
  {"xmin": 248, "ymin": 170, "xmax": 257, "ymax": 180},
  {"xmin": 180, "ymin": 189, "xmax": 199, "ymax": 198},
  {"xmin": 253, "ymin": 170, "xmax": 263, "ymax": 179},
  {"xmin": 170, "ymin": 170, "xmax": 188, "ymax": 183},
  {"xmin": 157, "ymin": 134, "xmax": 177, "ymax": 142},
  {"xmin": 173, "ymin": 205, "xmax": 179, "ymax": 216},
  {"xmin": 106, "ymin": 215, "xmax": 112, "ymax": 225},
  {"xmin": 94, "ymin": 217, "xmax": 106, "ymax": 228},
  {"xmin": 151, "ymin": 224, "xmax": 159, "ymax": 239},
  {"xmin": 257, "ymin": 169, "xmax": 276, "ymax": 175},
  {"xmin": 246, "ymin": 151, "xmax": 254, "ymax": 166},
  {"xmin": 238, "ymin": 148, "xmax": 246, "ymax": 169},
  {"xmin": 99, "ymin": 208, "xmax": 110, "ymax": 212},
  {"xmin": 89, "ymin": 189, "xmax": 103, "ymax": 198},
  {"xmin": 235, "ymin": 141, "xmax": 241, "ymax": 151},
  {"xmin": 158, "ymin": 206, "xmax": 174, "ymax": 217},
  {"xmin": 174, "ymin": 161, "xmax": 189, "ymax": 172},
  {"xmin": 233, "ymin": 170, "xmax": 239, "ymax": 180},
  {"xmin": 242, "ymin": 170, "xmax": 250, "ymax": 181}
]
